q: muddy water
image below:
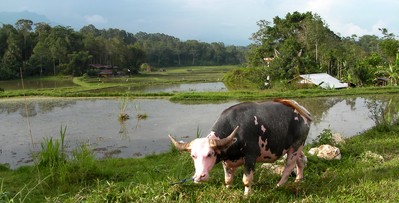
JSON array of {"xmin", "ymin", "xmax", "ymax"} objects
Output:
[
  {"xmin": 0, "ymin": 79, "xmax": 77, "ymax": 90},
  {"xmin": 0, "ymin": 95, "xmax": 396, "ymax": 169},
  {"xmin": 88, "ymin": 82, "xmax": 228, "ymax": 93}
]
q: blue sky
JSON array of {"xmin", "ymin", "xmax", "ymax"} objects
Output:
[{"xmin": 1, "ymin": 0, "xmax": 398, "ymax": 46}]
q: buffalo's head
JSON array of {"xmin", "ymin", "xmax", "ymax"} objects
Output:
[{"xmin": 168, "ymin": 126, "xmax": 239, "ymax": 183}]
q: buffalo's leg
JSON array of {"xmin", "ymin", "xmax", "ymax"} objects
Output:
[
  {"xmin": 277, "ymin": 146, "xmax": 303, "ymax": 186},
  {"xmin": 295, "ymin": 150, "xmax": 306, "ymax": 182},
  {"xmin": 242, "ymin": 157, "xmax": 256, "ymax": 195},
  {"xmin": 222, "ymin": 162, "xmax": 236, "ymax": 188}
]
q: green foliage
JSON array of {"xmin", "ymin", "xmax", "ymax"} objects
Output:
[
  {"xmin": 38, "ymin": 125, "xmax": 67, "ymax": 168},
  {"xmin": 247, "ymin": 11, "xmax": 399, "ymax": 88},
  {"xmin": 62, "ymin": 144, "xmax": 103, "ymax": 185},
  {"xmin": 248, "ymin": 12, "xmax": 340, "ymax": 79},
  {"xmin": 140, "ymin": 63, "xmax": 152, "ymax": 72},
  {"xmin": 223, "ymin": 66, "xmax": 268, "ymax": 89},
  {"xmin": 0, "ymin": 20, "xmax": 245, "ymax": 79},
  {"xmin": 311, "ymin": 129, "xmax": 336, "ymax": 147},
  {"xmin": 66, "ymin": 51, "xmax": 93, "ymax": 76}
]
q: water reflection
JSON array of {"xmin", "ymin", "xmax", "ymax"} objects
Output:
[
  {"xmin": 0, "ymin": 95, "xmax": 397, "ymax": 169},
  {"xmin": 0, "ymin": 79, "xmax": 77, "ymax": 90},
  {"xmin": 0, "ymin": 98, "xmax": 77, "ymax": 117},
  {"xmin": 89, "ymin": 82, "xmax": 227, "ymax": 93}
]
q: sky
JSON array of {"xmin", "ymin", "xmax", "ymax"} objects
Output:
[{"xmin": 0, "ymin": 0, "xmax": 398, "ymax": 46}]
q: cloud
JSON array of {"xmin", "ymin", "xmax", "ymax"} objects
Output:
[{"xmin": 84, "ymin": 14, "xmax": 107, "ymax": 24}]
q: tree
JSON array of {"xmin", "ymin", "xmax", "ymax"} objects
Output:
[
  {"xmin": 2, "ymin": 25, "xmax": 21, "ymax": 78},
  {"xmin": 378, "ymin": 28, "xmax": 399, "ymax": 64},
  {"xmin": 66, "ymin": 51, "xmax": 92, "ymax": 76},
  {"xmin": 15, "ymin": 19, "xmax": 33, "ymax": 62},
  {"xmin": 45, "ymin": 25, "xmax": 82, "ymax": 75},
  {"xmin": 249, "ymin": 12, "xmax": 319, "ymax": 78}
]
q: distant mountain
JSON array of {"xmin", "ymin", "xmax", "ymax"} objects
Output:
[{"xmin": 0, "ymin": 10, "xmax": 52, "ymax": 25}]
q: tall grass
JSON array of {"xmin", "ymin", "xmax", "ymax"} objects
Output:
[
  {"xmin": 134, "ymin": 103, "xmax": 148, "ymax": 120},
  {"xmin": 118, "ymin": 97, "xmax": 130, "ymax": 121},
  {"xmin": 38, "ymin": 125, "xmax": 67, "ymax": 167},
  {"xmin": 0, "ymin": 175, "xmax": 51, "ymax": 203}
]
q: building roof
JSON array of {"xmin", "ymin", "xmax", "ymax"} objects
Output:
[
  {"xmin": 299, "ymin": 73, "xmax": 348, "ymax": 89},
  {"xmin": 89, "ymin": 64, "xmax": 113, "ymax": 69}
]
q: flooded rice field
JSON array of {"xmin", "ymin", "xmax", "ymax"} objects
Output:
[
  {"xmin": 0, "ymin": 79, "xmax": 77, "ymax": 90},
  {"xmin": 0, "ymin": 95, "xmax": 397, "ymax": 168},
  {"xmin": 89, "ymin": 82, "xmax": 228, "ymax": 93}
]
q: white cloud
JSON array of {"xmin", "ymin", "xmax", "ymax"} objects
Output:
[
  {"xmin": 84, "ymin": 14, "xmax": 107, "ymax": 24},
  {"xmin": 338, "ymin": 23, "xmax": 369, "ymax": 37}
]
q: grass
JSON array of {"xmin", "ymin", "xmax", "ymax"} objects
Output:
[{"xmin": 0, "ymin": 122, "xmax": 398, "ymax": 202}]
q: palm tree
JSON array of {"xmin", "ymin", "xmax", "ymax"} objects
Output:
[{"xmin": 375, "ymin": 53, "xmax": 399, "ymax": 85}]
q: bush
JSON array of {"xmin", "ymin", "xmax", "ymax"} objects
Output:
[
  {"xmin": 223, "ymin": 67, "xmax": 268, "ymax": 89},
  {"xmin": 311, "ymin": 128, "xmax": 336, "ymax": 147}
]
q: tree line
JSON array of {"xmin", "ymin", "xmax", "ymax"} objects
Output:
[
  {"xmin": 247, "ymin": 11, "xmax": 399, "ymax": 86},
  {"xmin": 0, "ymin": 19, "xmax": 246, "ymax": 80}
]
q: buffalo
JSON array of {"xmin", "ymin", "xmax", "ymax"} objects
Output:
[{"xmin": 168, "ymin": 99, "xmax": 312, "ymax": 195}]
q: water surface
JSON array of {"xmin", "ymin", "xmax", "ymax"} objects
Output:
[
  {"xmin": 0, "ymin": 95, "xmax": 396, "ymax": 168},
  {"xmin": 0, "ymin": 79, "xmax": 77, "ymax": 90},
  {"xmin": 90, "ymin": 82, "xmax": 227, "ymax": 93}
]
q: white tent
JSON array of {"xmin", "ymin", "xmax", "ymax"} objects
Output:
[{"xmin": 299, "ymin": 73, "xmax": 348, "ymax": 89}]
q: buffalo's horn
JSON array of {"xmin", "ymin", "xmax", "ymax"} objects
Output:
[
  {"xmin": 209, "ymin": 126, "xmax": 239, "ymax": 149},
  {"xmin": 168, "ymin": 134, "xmax": 192, "ymax": 151}
]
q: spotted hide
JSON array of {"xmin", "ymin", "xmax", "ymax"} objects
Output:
[{"xmin": 168, "ymin": 99, "xmax": 312, "ymax": 195}]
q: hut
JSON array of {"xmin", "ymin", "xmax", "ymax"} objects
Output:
[{"xmin": 294, "ymin": 73, "xmax": 348, "ymax": 89}]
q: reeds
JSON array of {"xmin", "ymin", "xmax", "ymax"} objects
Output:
[{"xmin": 118, "ymin": 97, "xmax": 130, "ymax": 121}]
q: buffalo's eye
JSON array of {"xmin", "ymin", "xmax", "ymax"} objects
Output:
[
  {"xmin": 191, "ymin": 154, "xmax": 197, "ymax": 159},
  {"xmin": 207, "ymin": 152, "xmax": 215, "ymax": 157}
]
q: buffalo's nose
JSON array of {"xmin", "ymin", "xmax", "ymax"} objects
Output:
[{"xmin": 193, "ymin": 174, "xmax": 207, "ymax": 183}]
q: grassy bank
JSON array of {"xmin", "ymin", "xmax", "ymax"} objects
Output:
[
  {"xmin": 1, "ymin": 65, "xmax": 399, "ymax": 101},
  {"xmin": 1, "ymin": 123, "xmax": 398, "ymax": 202},
  {"xmin": 2, "ymin": 81, "xmax": 399, "ymax": 102}
]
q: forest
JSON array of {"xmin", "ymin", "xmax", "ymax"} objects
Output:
[
  {"xmin": 0, "ymin": 11, "xmax": 398, "ymax": 87},
  {"xmin": 0, "ymin": 20, "xmax": 246, "ymax": 80}
]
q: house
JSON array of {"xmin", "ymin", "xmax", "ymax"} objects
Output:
[
  {"xmin": 296, "ymin": 73, "xmax": 348, "ymax": 89},
  {"xmin": 89, "ymin": 64, "xmax": 115, "ymax": 77},
  {"xmin": 374, "ymin": 77, "xmax": 388, "ymax": 86}
]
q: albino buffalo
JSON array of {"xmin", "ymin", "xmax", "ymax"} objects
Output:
[{"xmin": 169, "ymin": 99, "xmax": 312, "ymax": 195}]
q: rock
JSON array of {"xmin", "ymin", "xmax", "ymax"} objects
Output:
[
  {"xmin": 361, "ymin": 151, "xmax": 384, "ymax": 163},
  {"xmin": 332, "ymin": 132, "xmax": 345, "ymax": 144},
  {"xmin": 260, "ymin": 154, "xmax": 307, "ymax": 175},
  {"xmin": 261, "ymin": 163, "xmax": 285, "ymax": 175},
  {"xmin": 308, "ymin": 144, "xmax": 341, "ymax": 160}
]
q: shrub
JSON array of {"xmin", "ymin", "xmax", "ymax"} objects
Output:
[{"xmin": 311, "ymin": 128, "xmax": 336, "ymax": 147}]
